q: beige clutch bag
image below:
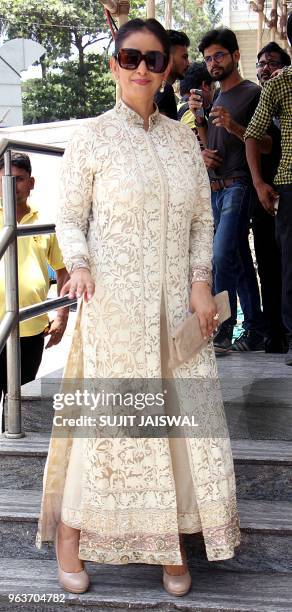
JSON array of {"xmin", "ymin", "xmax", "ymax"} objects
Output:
[{"xmin": 168, "ymin": 290, "xmax": 230, "ymax": 369}]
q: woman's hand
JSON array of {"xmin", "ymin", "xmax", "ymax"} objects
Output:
[
  {"xmin": 60, "ymin": 267, "xmax": 95, "ymax": 303},
  {"xmin": 189, "ymin": 282, "xmax": 219, "ymax": 339}
]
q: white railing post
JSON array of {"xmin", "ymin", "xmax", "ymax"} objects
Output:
[
  {"xmin": 2, "ymin": 150, "xmax": 23, "ymax": 438},
  {"xmin": 0, "ymin": 139, "xmax": 69, "ymax": 440}
]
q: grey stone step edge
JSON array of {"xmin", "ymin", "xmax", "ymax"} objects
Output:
[
  {"xmin": 1, "ymin": 490, "xmax": 292, "ymax": 535},
  {"xmin": 0, "ymin": 559, "xmax": 292, "ymax": 612},
  {"xmin": 1, "ymin": 434, "xmax": 292, "ymax": 465}
]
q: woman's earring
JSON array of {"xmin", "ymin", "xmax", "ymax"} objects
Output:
[{"xmin": 159, "ymin": 79, "xmax": 166, "ymax": 93}]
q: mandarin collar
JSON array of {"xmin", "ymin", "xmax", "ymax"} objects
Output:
[{"xmin": 115, "ymin": 99, "xmax": 160, "ymax": 130}]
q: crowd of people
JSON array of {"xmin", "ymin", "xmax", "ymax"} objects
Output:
[{"xmin": 156, "ymin": 17, "xmax": 292, "ymax": 364}]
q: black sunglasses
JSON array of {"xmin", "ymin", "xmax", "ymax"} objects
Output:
[{"xmin": 115, "ymin": 48, "xmax": 168, "ymax": 73}]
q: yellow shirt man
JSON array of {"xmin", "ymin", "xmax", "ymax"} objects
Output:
[
  {"xmin": 0, "ymin": 205, "xmax": 65, "ymax": 337},
  {"xmin": 0, "ymin": 153, "xmax": 69, "ymax": 424}
]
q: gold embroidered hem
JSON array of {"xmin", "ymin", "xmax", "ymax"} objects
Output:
[{"xmin": 62, "ymin": 508, "xmax": 203, "ymax": 537}]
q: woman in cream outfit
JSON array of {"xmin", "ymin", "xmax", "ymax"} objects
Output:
[{"xmin": 36, "ymin": 18, "xmax": 240, "ymax": 595}]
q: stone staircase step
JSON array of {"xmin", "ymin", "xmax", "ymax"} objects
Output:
[
  {"xmin": 0, "ymin": 558, "xmax": 292, "ymax": 611},
  {"xmin": 239, "ymin": 499, "xmax": 292, "ymax": 531},
  {"xmin": 0, "ymin": 351, "xmax": 291, "ymax": 608},
  {"xmin": 216, "ymin": 351, "xmax": 292, "ymax": 377},
  {"xmin": 232, "ymin": 439, "xmax": 292, "ymax": 501},
  {"xmin": 2, "ymin": 435, "xmax": 292, "ymax": 463},
  {"xmin": 4, "ymin": 356, "xmax": 292, "ymax": 441},
  {"xmin": 0, "ymin": 432, "xmax": 48, "ymax": 490},
  {"xmin": 225, "ymin": 403, "xmax": 292, "ymax": 441},
  {"xmin": 4, "ymin": 398, "xmax": 55, "ymax": 433},
  {"xmin": 231, "ymin": 439, "xmax": 292, "ymax": 463},
  {"xmin": 1, "ymin": 435, "xmax": 292, "ymax": 501},
  {"xmin": 217, "ymin": 354, "xmax": 292, "ymax": 440},
  {"xmin": 0, "ymin": 489, "xmax": 41, "ymax": 520},
  {"xmin": 1, "ymin": 490, "xmax": 292, "ymax": 572},
  {"xmin": 0, "ymin": 432, "xmax": 49, "ymax": 456}
]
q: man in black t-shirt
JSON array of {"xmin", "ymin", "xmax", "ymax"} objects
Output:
[
  {"xmin": 191, "ymin": 28, "xmax": 270, "ymax": 353},
  {"xmin": 155, "ymin": 30, "xmax": 190, "ymax": 120}
]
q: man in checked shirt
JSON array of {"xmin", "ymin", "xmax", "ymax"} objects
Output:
[{"xmin": 245, "ymin": 12, "xmax": 292, "ymax": 366}]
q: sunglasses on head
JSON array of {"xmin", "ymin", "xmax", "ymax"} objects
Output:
[{"xmin": 115, "ymin": 48, "xmax": 168, "ymax": 73}]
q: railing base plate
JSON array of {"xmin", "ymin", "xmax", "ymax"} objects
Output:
[{"xmin": 4, "ymin": 431, "xmax": 25, "ymax": 439}]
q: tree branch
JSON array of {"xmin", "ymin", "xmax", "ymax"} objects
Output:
[{"xmin": 83, "ymin": 36, "xmax": 109, "ymax": 49}]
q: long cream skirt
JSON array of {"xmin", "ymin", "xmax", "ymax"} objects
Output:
[{"xmin": 61, "ymin": 300, "xmax": 202, "ymax": 537}]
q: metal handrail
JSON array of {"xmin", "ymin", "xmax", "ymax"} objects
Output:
[
  {"xmin": 19, "ymin": 295, "xmax": 75, "ymax": 322},
  {"xmin": 0, "ymin": 312, "xmax": 18, "ymax": 354},
  {"xmin": 0, "ymin": 139, "xmax": 76, "ymax": 438},
  {"xmin": 17, "ymin": 223, "xmax": 56, "ymax": 237},
  {"xmin": 0, "ymin": 225, "xmax": 14, "ymax": 259},
  {"xmin": 0, "ymin": 138, "xmax": 64, "ymax": 158}
]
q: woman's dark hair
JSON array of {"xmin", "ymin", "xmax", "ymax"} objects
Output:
[
  {"xmin": 114, "ymin": 18, "xmax": 170, "ymax": 59},
  {"xmin": 198, "ymin": 28, "xmax": 239, "ymax": 55},
  {"xmin": 180, "ymin": 62, "xmax": 212, "ymax": 96},
  {"xmin": 257, "ymin": 41, "xmax": 291, "ymax": 66}
]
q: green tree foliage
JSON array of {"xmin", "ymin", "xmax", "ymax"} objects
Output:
[
  {"xmin": 0, "ymin": 0, "xmax": 107, "ymax": 60},
  {"xmin": 205, "ymin": 0, "xmax": 223, "ymax": 28},
  {"xmin": 22, "ymin": 54, "xmax": 115, "ymax": 123},
  {"xmin": 156, "ymin": 0, "xmax": 222, "ymax": 60},
  {"xmin": 0, "ymin": 0, "xmax": 114, "ymax": 121}
]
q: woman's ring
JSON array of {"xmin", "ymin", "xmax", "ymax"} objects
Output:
[{"xmin": 213, "ymin": 313, "xmax": 219, "ymax": 320}]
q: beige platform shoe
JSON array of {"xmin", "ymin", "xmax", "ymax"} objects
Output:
[
  {"xmin": 163, "ymin": 566, "xmax": 192, "ymax": 596},
  {"xmin": 163, "ymin": 535, "xmax": 192, "ymax": 596},
  {"xmin": 55, "ymin": 524, "xmax": 90, "ymax": 594}
]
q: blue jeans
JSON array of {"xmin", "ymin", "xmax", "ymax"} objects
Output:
[{"xmin": 212, "ymin": 180, "xmax": 264, "ymax": 332}]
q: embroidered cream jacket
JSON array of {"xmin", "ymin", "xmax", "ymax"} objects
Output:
[{"xmin": 36, "ymin": 101, "xmax": 240, "ymax": 565}]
